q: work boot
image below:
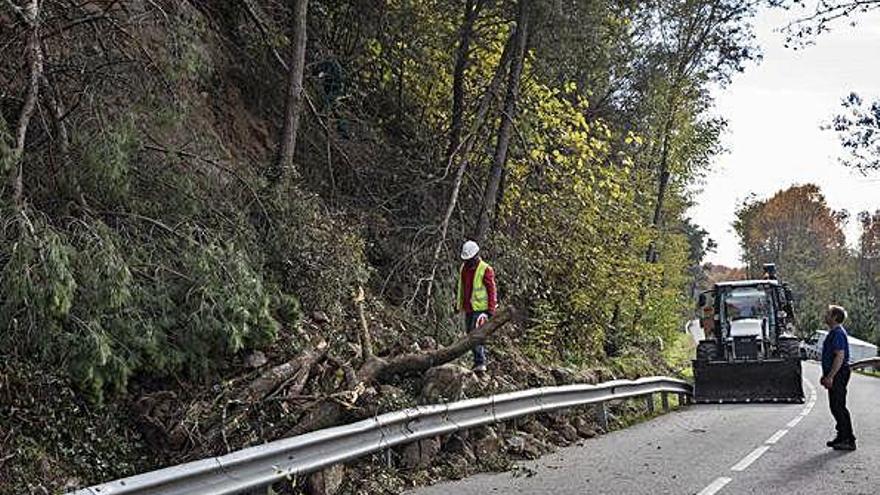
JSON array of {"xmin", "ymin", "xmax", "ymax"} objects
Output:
[
  {"xmin": 831, "ymin": 439, "xmax": 857, "ymax": 451},
  {"xmin": 826, "ymin": 437, "xmax": 841, "ymax": 447}
]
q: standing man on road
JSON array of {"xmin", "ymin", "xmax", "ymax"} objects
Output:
[
  {"xmin": 456, "ymin": 241, "xmax": 497, "ymax": 373},
  {"xmin": 820, "ymin": 305, "xmax": 856, "ymax": 451}
]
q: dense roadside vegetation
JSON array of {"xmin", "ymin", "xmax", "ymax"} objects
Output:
[{"xmin": 1, "ymin": 0, "xmax": 764, "ymax": 492}]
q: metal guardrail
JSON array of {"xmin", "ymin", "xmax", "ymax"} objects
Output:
[{"xmin": 73, "ymin": 376, "xmax": 692, "ymax": 495}]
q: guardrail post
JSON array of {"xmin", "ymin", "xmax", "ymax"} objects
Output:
[
  {"xmin": 678, "ymin": 393, "xmax": 690, "ymax": 406},
  {"xmin": 645, "ymin": 393, "xmax": 654, "ymax": 414},
  {"xmin": 661, "ymin": 392, "xmax": 669, "ymax": 412},
  {"xmin": 595, "ymin": 402, "xmax": 608, "ymax": 431}
]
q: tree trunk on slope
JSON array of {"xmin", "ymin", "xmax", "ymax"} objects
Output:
[
  {"xmin": 422, "ymin": 31, "xmax": 515, "ymax": 313},
  {"xmin": 8, "ymin": 0, "xmax": 43, "ymax": 211},
  {"xmin": 446, "ymin": 0, "xmax": 484, "ymax": 165},
  {"xmin": 475, "ymin": 0, "xmax": 529, "ymax": 244},
  {"xmin": 272, "ymin": 0, "xmax": 308, "ymax": 184},
  {"xmin": 645, "ymin": 109, "xmax": 676, "ymax": 263}
]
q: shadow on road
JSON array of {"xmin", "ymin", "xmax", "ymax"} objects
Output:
[{"xmin": 773, "ymin": 450, "xmax": 853, "ymax": 481}]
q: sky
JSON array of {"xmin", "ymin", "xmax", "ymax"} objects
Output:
[{"xmin": 690, "ymin": 5, "xmax": 880, "ymax": 267}]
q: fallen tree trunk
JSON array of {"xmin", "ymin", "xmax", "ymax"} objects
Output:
[
  {"xmin": 290, "ymin": 306, "xmax": 517, "ymax": 435},
  {"xmin": 363, "ymin": 307, "xmax": 514, "ymax": 382},
  {"xmin": 159, "ymin": 307, "xmax": 516, "ymax": 452},
  {"xmin": 139, "ymin": 341, "xmax": 329, "ymax": 455}
]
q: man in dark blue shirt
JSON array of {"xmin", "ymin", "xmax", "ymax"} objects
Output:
[{"xmin": 820, "ymin": 305, "xmax": 855, "ymax": 450}]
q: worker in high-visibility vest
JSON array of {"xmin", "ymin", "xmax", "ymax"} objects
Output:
[{"xmin": 456, "ymin": 241, "xmax": 497, "ymax": 373}]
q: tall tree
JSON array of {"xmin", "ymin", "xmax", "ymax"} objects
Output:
[
  {"xmin": 640, "ymin": 0, "xmax": 759, "ymax": 263},
  {"xmin": 855, "ymin": 211, "xmax": 880, "ymax": 341},
  {"xmin": 734, "ymin": 184, "xmax": 849, "ymax": 330},
  {"xmin": 475, "ymin": 0, "xmax": 529, "ymax": 243},
  {"xmin": 422, "ymin": 32, "xmax": 515, "ymax": 312},
  {"xmin": 272, "ymin": 0, "xmax": 309, "ymax": 183},
  {"xmin": 446, "ymin": 0, "xmax": 484, "ymax": 165},
  {"xmin": 4, "ymin": 0, "xmax": 43, "ymax": 210}
]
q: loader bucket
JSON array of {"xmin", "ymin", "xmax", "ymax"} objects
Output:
[{"xmin": 693, "ymin": 359, "xmax": 804, "ymax": 403}]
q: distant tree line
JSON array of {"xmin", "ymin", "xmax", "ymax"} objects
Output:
[{"xmin": 734, "ymin": 184, "xmax": 880, "ymax": 344}]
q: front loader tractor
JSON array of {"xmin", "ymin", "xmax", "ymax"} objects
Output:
[{"xmin": 693, "ymin": 264, "xmax": 804, "ymax": 403}]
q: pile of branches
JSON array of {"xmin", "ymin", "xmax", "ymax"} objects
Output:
[{"xmin": 136, "ymin": 302, "xmax": 517, "ymax": 461}]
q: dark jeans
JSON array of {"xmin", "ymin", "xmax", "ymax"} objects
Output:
[
  {"xmin": 465, "ymin": 311, "xmax": 489, "ymax": 367},
  {"xmin": 829, "ymin": 366, "xmax": 855, "ymax": 442}
]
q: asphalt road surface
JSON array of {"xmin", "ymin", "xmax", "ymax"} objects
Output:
[{"xmin": 409, "ymin": 363, "xmax": 878, "ymax": 495}]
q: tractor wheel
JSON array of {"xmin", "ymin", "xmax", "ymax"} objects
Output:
[
  {"xmin": 778, "ymin": 337, "xmax": 801, "ymax": 360},
  {"xmin": 696, "ymin": 340, "xmax": 717, "ymax": 362}
]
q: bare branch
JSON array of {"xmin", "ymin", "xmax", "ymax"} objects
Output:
[
  {"xmin": 353, "ymin": 286, "xmax": 375, "ymax": 360},
  {"xmin": 2, "ymin": 0, "xmax": 26, "ymax": 22},
  {"xmin": 141, "ymin": 142, "xmax": 271, "ymax": 224},
  {"xmin": 781, "ymin": 0, "xmax": 880, "ymax": 45},
  {"xmin": 240, "ymin": 0, "xmax": 289, "ymax": 70}
]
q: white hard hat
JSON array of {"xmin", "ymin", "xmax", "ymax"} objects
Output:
[{"xmin": 460, "ymin": 240, "xmax": 480, "ymax": 260}]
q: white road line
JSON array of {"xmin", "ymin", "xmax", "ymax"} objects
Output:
[
  {"xmin": 697, "ymin": 477, "xmax": 733, "ymax": 495},
  {"xmin": 697, "ymin": 374, "xmax": 819, "ymax": 495},
  {"xmin": 765, "ymin": 429, "xmax": 788, "ymax": 444},
  {"xmin": 731, "ymin": 445, "xmax": 770, "ymax": 472}
]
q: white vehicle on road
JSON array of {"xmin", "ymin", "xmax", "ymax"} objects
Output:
[{"xmin": 801, "ymin": 330, "xmax": 877, "ymax": 366}]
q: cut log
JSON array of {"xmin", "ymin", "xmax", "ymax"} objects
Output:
[
  {"xmin": 242, "ymin": 341, "xmax": 327, "ymax": 402},
  {"xmin": 369, "ymin": 307, "xmax": 515, "ymax": 382}
]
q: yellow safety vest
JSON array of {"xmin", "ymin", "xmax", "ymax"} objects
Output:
[{"xmin": 457, "ymin": 260, "xmax": 491, "ymax": 312}]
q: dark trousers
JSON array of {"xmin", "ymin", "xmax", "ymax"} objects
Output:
[
  {"xmin": 829, "ymin": 367, "xmax": 855, "ymax": 442},
  {"xmin": 465, "ymin": 311, "xmax": 489, "ymax": 366}
]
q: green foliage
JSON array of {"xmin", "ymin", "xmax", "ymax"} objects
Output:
[
  {"xmin": 0, "ymin": 358, "xmax": 150, "ymax": 491},
  {"xmin": 262, "ymin": 185, "xmax": 370, "ymax": 314},
  {"xmin": 76, "ymin": 120, "xmax": 139, "ymax": 207},
  {"xmin": 663, "ymin": 330, "xmax": 696, "ymax": 379},
  {"xmin": 0, "ymin": 211, "xmax": 291, "ymax": 403},
  {"xmin": 840, "ymin": 276, "xmax": 878, "ymax": 343},
  {"xmin": 495, "ymin": 82, "xmax": 698, "ymax": 364},
  {"xmin": 1, "ymin": 0, "xmax": 743, "ymax": 406}
]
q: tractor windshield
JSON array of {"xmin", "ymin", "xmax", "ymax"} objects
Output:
[
  {"xmin": 720, "ymin": 286, "xmax": 776, "ymax": 338},
  {"xmin": 724, "ymin": 288, "xmax": 769, "ymax": 321}
]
